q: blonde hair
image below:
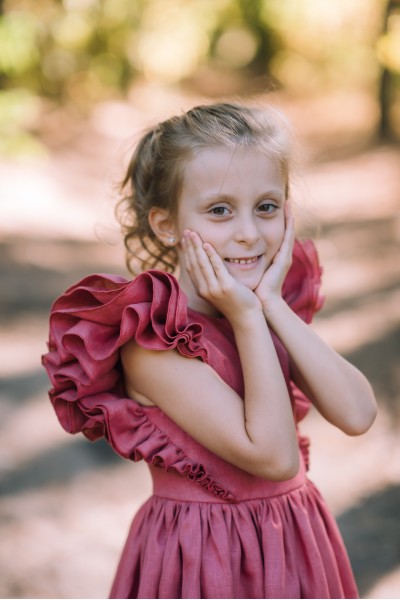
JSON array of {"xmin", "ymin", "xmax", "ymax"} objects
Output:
[{"xmin": 117, "ymin": 102, "xmax": 292, "ymax": 274}]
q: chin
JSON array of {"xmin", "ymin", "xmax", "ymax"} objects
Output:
[
  {"xmin": 225, "ymin": 261, "xmax": 269, "ymax": 291},
  {"xmin": 236, "ymin": 274, "xmax": 263, "ymax": 291}
]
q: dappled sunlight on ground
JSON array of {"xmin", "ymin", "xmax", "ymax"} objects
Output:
[
  {"xmin": 0, "ymin": 88, "xmax": 399, "ymax": 598},
  {"xmin": 0, "ymin": 460, "xmax": 151, "ymax": 599}
]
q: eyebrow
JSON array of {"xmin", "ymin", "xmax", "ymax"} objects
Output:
[{"xmin": 201, "ymin": 190, "xmax": 285, "ymax": 204}]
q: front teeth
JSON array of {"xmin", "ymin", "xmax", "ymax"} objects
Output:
[{"xmin": 226, "ymin": 257, "xmax": 258, "ymax": 265}]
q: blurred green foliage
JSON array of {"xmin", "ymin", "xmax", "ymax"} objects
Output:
[
  {"xmin": 0, "ymin": 0, "xmax": 398, "ymax": 154},
  {"xmin": 0, "ymin": 0, "xmax": 282, "ymax": 107}
]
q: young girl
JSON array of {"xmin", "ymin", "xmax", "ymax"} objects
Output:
[{"xmin": 42, "ymin": 102, "xmax": 377, "ymax": 599}]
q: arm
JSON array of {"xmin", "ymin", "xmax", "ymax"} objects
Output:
[
  {"xmin": 121, "ymin": 230, "xmax": 299, "ymax": 481},
  {"xmin": 255, "ymin": 205, "xmax": 377, "ymax": 436},
  {"xmin": 263, "ymin": 299, "xmax": 377, "ymax": 435}
]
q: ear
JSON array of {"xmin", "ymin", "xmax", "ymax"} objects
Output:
[{"xmin": 148, "ymin": 207, "xmax": 177, "ymax": 247}]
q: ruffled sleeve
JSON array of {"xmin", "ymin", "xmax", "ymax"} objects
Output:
[
  {"xmin": 43, "ymin": 271, "xmax": 212, "ymax": 460},
  {"xmin": 282, "ymin": 239, "xmax": 324, "ymax": 324}
]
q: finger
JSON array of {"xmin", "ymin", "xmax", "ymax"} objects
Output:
[
  {"xmin": 181, "ymin": 235, "xmax": 194, "ymax": 277},
  {"xmin": 190, "ymin": 232, "xmax": 224, "ymax": 290},
  {"xmin": 184, "ymin": 230, "xmax": 218, "ymax": 291},
  {"xmin": 283, "ymin": 202, "xmax": 294, "ymax": 236},
  {"xmin": 203, "ymin": 243, "xmax": 232, "ymax": 286},
  {"xmin": 276, "ymin": 203, "xmax": 295, "ymax": 258},
  {"xmin": 182, "ymin": 230, "xmax": 205, "ymax": 283},
  {"xmin": 284, "ymin": 200, "xmax": 292, "ymax": 223}
]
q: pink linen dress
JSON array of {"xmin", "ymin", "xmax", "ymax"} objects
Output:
[{"xmin": 42, "ymin": 240, "xmax": 358, "ymax": 599}]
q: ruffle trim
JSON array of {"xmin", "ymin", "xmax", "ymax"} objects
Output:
[
  {"xmin": 135, "ymin": 408, "xmax": 235, "ymax": 502},
  {"xmin": 283, "ymin": 239, "xmax": 324, "ymax": 324},
  {"xmin": 71, "ymin": 392, "xmax": 235, "ymax": 501},
  {"xmin": 298, "ymin": 434, "xmax": 311, "ymax": 471}
]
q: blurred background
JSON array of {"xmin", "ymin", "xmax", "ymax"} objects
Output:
[{"xmin": 0, "ymin": 0, "xmax": 399, "ymax": 597}]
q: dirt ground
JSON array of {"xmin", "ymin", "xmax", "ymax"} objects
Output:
[{"xmin": 0, "ymin": 86, "xmax": 399, "ymax": 599}]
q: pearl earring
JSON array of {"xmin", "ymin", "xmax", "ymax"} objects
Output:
[{"xmin": 169, "ymin": 236, "xmax": 176, "ymax": 245}]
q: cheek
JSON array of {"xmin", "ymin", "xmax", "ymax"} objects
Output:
[{"xmin": 188, "ymin": 224, "xmax": 222, "ymax": 247}]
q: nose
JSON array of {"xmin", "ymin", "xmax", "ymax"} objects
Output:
[{"xmin": 233, "ymin": 214, "xmax": 260, "ymax": 246}]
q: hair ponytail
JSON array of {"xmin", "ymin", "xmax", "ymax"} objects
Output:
[{"xmin": 116, "ymin": 126, "xmax": 178, "ymax": 274}]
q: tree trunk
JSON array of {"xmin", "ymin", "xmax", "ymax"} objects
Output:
[{"xmin": 378, "ymin": 0, "xmax": 400, "ymax": 140}]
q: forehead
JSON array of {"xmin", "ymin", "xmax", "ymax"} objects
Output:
[{"xmin": 180, "ymin": 145, "xmax": 285, "ymax": 199}]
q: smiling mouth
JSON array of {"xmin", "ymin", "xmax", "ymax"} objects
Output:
[{"xmin": 224, "ymin": 255, "xmax": 261, "ymax": 265}]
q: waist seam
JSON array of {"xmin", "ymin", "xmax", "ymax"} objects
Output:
[{"xmin": 151, "ymin": 479, "xmax": 308, "ymax": 505}]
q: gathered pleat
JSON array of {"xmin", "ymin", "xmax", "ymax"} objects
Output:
[{"xmin": 110, "ymin": 480, "xmax": 357, "ymax": 600}]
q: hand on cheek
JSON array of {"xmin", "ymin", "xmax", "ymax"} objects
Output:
[
  {"xmin": 182, "ymin": 229, "xmax": 229, "ymax": 293},
  {"xmin": 255, "ymin": 202, "xmax": 295, "ymax": 308},
  {"xmin": 181, "ymin": 229, "xmax": 261, "ymax": 320}
]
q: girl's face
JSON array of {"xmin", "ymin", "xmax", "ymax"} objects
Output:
[{"xmin": 175, "ymin": 145, "xmax": 287, "ymax": 309}]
